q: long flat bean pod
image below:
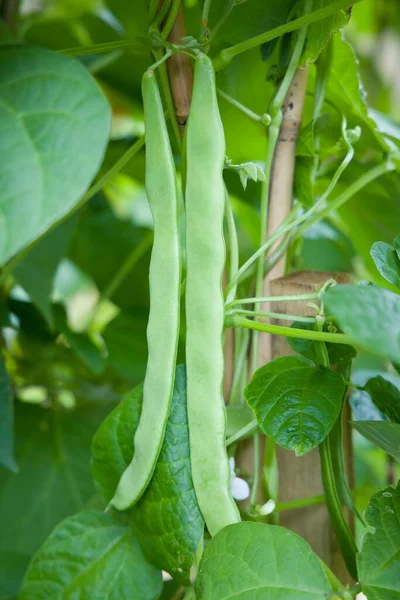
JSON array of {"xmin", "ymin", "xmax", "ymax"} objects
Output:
[
  {"xmin": 185, "ymin": 53, "xmax": 240, "ymax": 536},
  {"xmin": 111, "ymin": 69, "xmax": 181, "ymax": 510}
]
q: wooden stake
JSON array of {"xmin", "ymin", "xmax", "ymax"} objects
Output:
[{"xmin": 266, "ymin": 270, "xmax": 353, "ymax": 582}]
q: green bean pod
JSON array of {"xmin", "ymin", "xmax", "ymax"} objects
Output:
[
  {"xmin": 111, "ymin": 69, "xmax": 181, "ymax": 510},
  {"xmin": 185, "ymin": 53, "xmax": 240, "ymax": 536}
]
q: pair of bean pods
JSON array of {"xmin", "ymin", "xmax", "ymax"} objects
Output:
[{"xmin": 111, "ymin": 54, "xmax": 240, "ymax": 536}]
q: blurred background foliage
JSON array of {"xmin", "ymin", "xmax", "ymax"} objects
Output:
[{"xmin": 0, "ymin": 0, "xmax": 400, "ymax": 597}]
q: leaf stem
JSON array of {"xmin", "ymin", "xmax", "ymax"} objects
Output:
[
  {"xmin": 217, "ymin": 88, "xmax": 271, "ymax": 125},
  {"xmin": 212, "ymin": 0, "xmax": 362, "ymax": 71},
  {"xmin": 229, "ymin": 315, "xmax": 355, "ymax": 346},
  {"xmin": 226, "ymin": 418, "xmax": 258, "ymax": 446},
  {"xmin": 227, "ymin": 291, "xmax": 320, "ymax": 307},
  {"xmin": 225, "ymin": 187, "xmax": 240, "ymax": 304},
  {"xmin": 227, "ymin": 309, "xmax": 316, "ymax": 323}
]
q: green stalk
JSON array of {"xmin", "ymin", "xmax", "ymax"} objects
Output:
[
  {"xmin": 225, "ymin": 187, "xmax": 240, "ymax": 303},
  {"xmin": 227, "ymin": 291, "xmax": 320, "ymax": 307},
  {"xmin": 213, "ymin": 0, "xmax": 362, "ymax": 71},
  {"xmin": 227, "ymin": 309, "xmax": 315, "ymax": 323},
  {"xmin": 295, "ymin": 161, "xmax": 394, "ymax": 238},
  {"xmin": 229, "ymin": 315, "xmax": 354, "ymax": 346},
  {"xmin": 161, "ymin": 0, "xmax": 180, "ymax": 39},
  {"xmin": 314, "ymin": 320, "xmax": 358, "ymax": 580},
  {"xmin": 217, "ymin": 88, "xmax": 271, "ymax": 125}
]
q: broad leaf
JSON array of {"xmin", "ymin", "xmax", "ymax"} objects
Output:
[
  {"xmin": 301, "ymin": 2, "xmax": 350, "ymax": 65},
  {"xmin": 245, "ymin": 356, "xmax": 345, "ymax": 455},
  {"xmin": 325, "ymin": 284, "xmax": 400, "ymax": 362},
  {"xmin": 0, "ymin": 45, "xmax": 110, "ymax": 265},
  {"xmin": 370, "ymin": 241, "xmax": 400, "ymax": 289},
  {"xmin": 365, "ymin": 375, "xmax": 400, "ymax": 423},
  {"xmin": 0, "ymin": 352, "xmax": 16, "ymax": 471},
  {"xmin": 0, "ymin": 403, "xmax": 104, "ymax": 595},
  {"xmin": 91, "ymin": 383, "xmax": 143, "ymax": 502},
  {"xmin": 358, "ymin": 482, "xmax": 400, "ymax": 600},
  {"xmin": 195, "ymin": 522, "xmax": 333, "ymax": 600},
  {"xmin": 352, "ymin": 421, "xmax": 400, "ymax": 463},
  {"xmin": 131, "ymin": 366, "xmax": 204, "ymax": 582},
  {"xmin": 14, "ymin": 217, "xmax": 77, "ymax": 327},
  {"xmin": 20, "ymin": 510, "xmax": 162, "ymax": 600}
]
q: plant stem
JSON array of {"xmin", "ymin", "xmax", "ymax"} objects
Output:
[
  {"xmin": 225, "ymin": 187, "xmax": 239, "ymax": 304},
  {"xmin": 60, "ymin": 39, "xmax": 147, "ymax": 57},
  {"xmin": 217, "ymin": 88, "xmax": 270, "ymax": 124},
  {"xmin": 230, "ymin": 315, "xmax": 355, "ymax": 345},
  {"xmin": 84, "ymin": 137, "xmax": 145, "ymax": 203},
  {"xmin": 229, "ymin": 329, "xmax": 250, "ymax": 405},
  {"xmin": 227, "ymin": 291, "xmax": 319, "ymax": 307},
  {"xmin": 213, "ymin": 0, "xmax": 362, "ymax": 71},
  {"xmin": 249, "ymin": 432, "xmax": 260, "ymax": 506},
  {"xmin": 161, "ymin": 0, "xmax": 181, "ymax": 39},
  {"xmin": 296, "ymin": 161, "xmax": 394, "ymax": 238},
  {"xmin": 275, "ymin": 494, "xmax": 325, "ymax": 511},
  {"xmin": 226, "ymin": 419, "xmax": 258, "ymax": 446},
  {"xmin": 201, "ymin": 0, "xmax": 212, "ymax": 27},
  {"xmin": 227, "ymin": 309, "xmax": 315, "ymax": 323}
]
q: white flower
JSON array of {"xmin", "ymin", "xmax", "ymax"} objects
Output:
[{"xmin": 229, "ymin": 457, "xmax": 250, "ymax": 501}]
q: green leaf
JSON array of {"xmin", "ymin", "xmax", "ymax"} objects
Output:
[
  {"xmin": 301, "ymin": 1, "xmax": 350, "ymax": 65},
  {"xmin": 358, "ymin": 482, "xmax": 400, "ymax": 600},
  {"xmin": 0, "ymin": 403, "xmax": 104, "ymax": 595},
  {"xmin": 195, "ymin": 522, "xmax": 333, "ymax": 600},
  {"xmin": 365, "ymin": 376, "xmax": 400, "ymax": 423},
  {"xmin": 370, "ymin": 241, "xmax": 400, "ymax": 289},
  {"xmin": 326, "ymin": 35, "xmax": 387, "ymax": 152},
  {"xmin": 351, "ymin": 421, "xmax": 400, "ymax": 463},
  {"xmin": 0, "ymin": 45, "xmax": 110, "ymax": 265},
  {"xmin": 351, "ymin": 421, "xmax": 400, "ymax": 462},
  {"xmin": 296, "ymin": 121, "xmax": 315, "ymax": 156},
  {"xmin": 325, "ymin": 284, "xmax": 400, "ymax": 362},
  {"xmin": 0, "ymin": 352, "xmax": 16, "ymax": 472},
  {"xmin": 294, "ymin": 157, "xmax": 314, "ymax": 207},
  {"xmin": 287, "ymin": 320, "xmax": 357, "ymax": 365},
  {"xmin": 102, "ymin": 307, "xmax": 148, "ymax": 384},
  {"xmin": 91, "ymin": 383, "xmax": 143, "ymax": 503},
  {"xmin": 245, "ymin": 356, "xmax": 345, "ymax": 455},
  {"xmin": 14, "ymin": 218, "xmax": 77, "ymax": 327},
  {"xmin": 131, "ymin": 366, "xmax": 204, "ymax": 582},
  {"xmin": 20, "ymin": 510, "xmax": 163, "ymax": 600},
  {"xmin": 297, "ymin": 220, "xmax": 356, "ymax": 272}
]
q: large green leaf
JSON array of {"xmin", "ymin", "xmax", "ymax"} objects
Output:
[
  {"xmin": 0, "ymin": 352, "xmax": 16, "ymax": 471},
  {"xmin": 195, "ymin": 522, "xmax": 333, "ymax": 600},
  {"xmin": 358, "ymin": 482, "xmax": 400, "ymax": 600},
  {"xmin": 102, "ymin": 308, "xmax": 148, "ymax": 385},
  {"xmin": 325, "ymin": 284, "xmax": 400, "ymax": 362},
  {"xmin": 301, "ymin": 1, "xmax": 350, "ymax": 65},
  {"xmin": 0, "ymin": 45, "xmax": 110, "ymax": 265},
  {"xmin": 91, "ymin": 383, "xmax": 143, "ymax": 502},
  {"xmin": 370, "ymin": 241, "xmax": 400, "ymax": 289},
  {"xmin": 20, "ymin": 510, "xmax": 162, "ymax": 600},
  {"xmin": 14, "ymin": 217, "xmax": 77, "ymax": 327},
  {"xmin": 0, "ymin": 403, "xmax": 104, "ymax": 596},
  {"xmin": 245, "ymin": 356, "xmax": 345, "ymax": 455},
  {"xmin": 365, "ymin": 375, "xmax": 400, "ymax": 423},
  {"xmin": 351, "ymin": 421, "xmax": 400, "ymax": 463},
  {"xmin": 131, "ymin": 366, "xmax": 204, "ymax": 582}
]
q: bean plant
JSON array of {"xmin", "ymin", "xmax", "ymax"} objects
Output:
[{"xmin": 0, "ymin": 0, "xmax": 400, "ymax": 599}]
